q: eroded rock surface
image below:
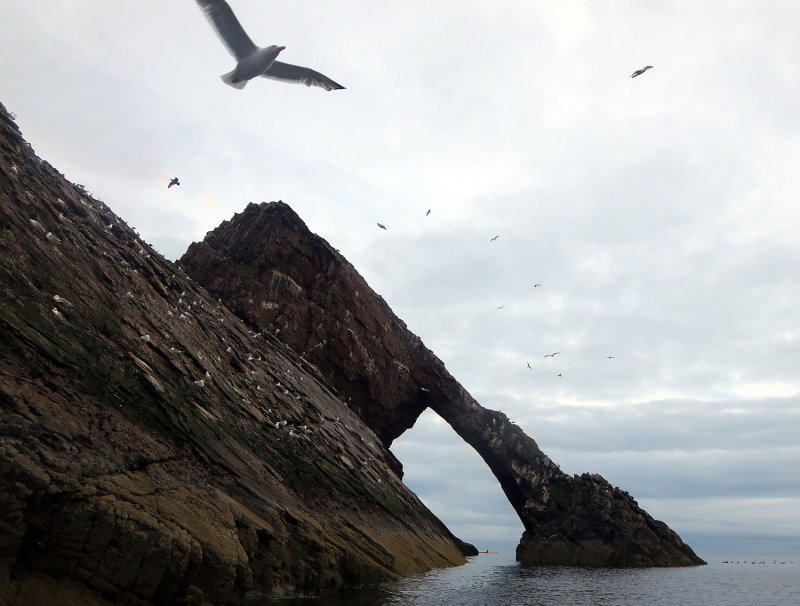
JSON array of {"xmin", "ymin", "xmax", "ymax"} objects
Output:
[
  {"xmin": 0, "ymin": 101, "xmax": 473, "ymax": 606},
  {"xmin": 181, "ymin": 201, "xmax": 706, "ymax": 568}
]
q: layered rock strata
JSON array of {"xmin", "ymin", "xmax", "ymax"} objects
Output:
[
  {"xmin": 181, "ymin": 201, "xmax": 706, "ymax": 568},
  {"xmin": 0, "ymin": 101, "xmax": 474, "ymax": 606}
]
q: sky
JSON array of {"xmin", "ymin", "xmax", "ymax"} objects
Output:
[{"xmin": 2, "ymin": 1, "xmax": 799, "ymax": 559}]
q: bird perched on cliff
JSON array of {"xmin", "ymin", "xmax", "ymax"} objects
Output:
[
  {"xmin": 168, "ymin": 177, "xmax": 180, "ymax": 188},
  {"xmin": 377, "ymin": 223, "xmax": 387, "ymax": 230},
  {"xmin": 630, "ymin": 65, "xmax": 653, "ymax": 78},
  {"xmin": 194, "ymin": 0, "xmax": 345, "ymax": 91}
]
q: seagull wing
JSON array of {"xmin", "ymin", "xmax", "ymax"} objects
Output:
[
  {"xmin": 195, "ymin": 0, "xmax": 257, "ymax": 61},
  {"xmin": 263, "ymin": 61, "xmax": 345, "ymax": 90}
]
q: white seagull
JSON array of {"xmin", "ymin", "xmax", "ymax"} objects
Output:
[{"xmin": 195, "ymin": 0, "xmax": 345, "ymax": 91}]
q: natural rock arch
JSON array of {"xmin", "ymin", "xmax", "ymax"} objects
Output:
[{"xmin": 181, "ymin": 201, "xmax": 705, "ymax": 567}]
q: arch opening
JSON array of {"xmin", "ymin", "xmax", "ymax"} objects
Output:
[{"xmin": 391, "ymin": 408, "xmax": 523, "ymax": 551}]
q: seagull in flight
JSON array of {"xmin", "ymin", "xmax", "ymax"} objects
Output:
[
  {"xmin": 426, "ymin": 209, "xmax": 431, "ymax": 216},
  {"xmin": 377, "ymin": 223, "xmax": 387, "ymax": 230},
  {"xmin": 490, "ymin": 235, "xmax": 500, "ymax": 241},
  {"xmin": 496, "ymin": 305, "xmax": 505, "ymax": 309},
  {"xmin": 168, "ymin": 177, "xmax": 180, "ymax": 188},
  {"xmin": 533, "ymin": 283, "xmax": 542, "ymax": 288},
  {"xmin": 544, "ymin": 352, "xmax": 560, "ymax": 358},
  {"xmin": 526, "ymin": 362, "xmax": 532, "ymax": 369},
  {"xmin": 630, "ymin": 65, "xmax": 653, "ymax": 78},
  {"xmin": 195, "ymin": 0, "xmax": 345, "ymax": 91}
]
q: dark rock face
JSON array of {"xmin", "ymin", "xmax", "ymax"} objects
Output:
[
  {"xmin": 181, "ymin": 201, "xmax": 706, "ymax": 568},
  {"xmin": 179, "ymin": 203, "xmax": 426, "ymax": 452},
  {"xmin": 0, "ymin": 101, "xmax": 474, "ymax": 606}
]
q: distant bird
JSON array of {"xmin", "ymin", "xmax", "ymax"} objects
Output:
[
  {"xmin": 168, "ymin": 177, "xmax": 180, "ymax": 188},
  {"xmin": 544, "ymin": 352, "xmax": 560, "ymax": 358},
  {"xmin": 557, "ymin": 373, "xmax": 562, "ymax": 377},
  {"xmin": 527, "ymin": 362, "xmax": 532, "ymax": 369},
  {"xmin": 426, "ymin": 209, "xmax": 431, "ymax": 216},
  {"xmin": 534, "ymin": 283, "xmax": 542, "ymax": 288},
  {"xmin": 195, "ymin": 0, "xmax": 345, "ymax": 91},
  {"xmin": 496, "ymin": 305, "xmax": 505, "ymax": 309},
  {"xmin": 630, "ymin": 65, "xmax": 653, "ymax": 78},
  {"xmin": 606, "ymin": 355, "xmax": 615, "ymax": 359},
  {"xmin": 490, "ymin": 235, "xmax": 500, "ymax": 241},
  {"xmin": 377, "ymin": 223, "xmax": 387, "ymax": 230}
]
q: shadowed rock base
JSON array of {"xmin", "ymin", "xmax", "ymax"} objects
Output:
[{"xmin": 517, "ymin": 473, "xmax": 703, "ymax": 566}]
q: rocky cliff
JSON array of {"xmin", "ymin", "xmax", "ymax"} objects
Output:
[
  {"xmin": 0, "ymin": 101, "xmax": 476, "ymax": 606},
  {"xmin": 181, "ymin": 202, "xmax": 706, "ymax": 568}
]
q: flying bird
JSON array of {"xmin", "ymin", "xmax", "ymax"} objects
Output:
[
  {"xmin": 527, "ymin": 362, "xmax": 532, "ymax": 369},
  {"xmin": 496, "ymin": 305, "xmax": 505, "ymax": 309},
  {"xmin": 168, "ymin": 177, "xmax": 180, "ymax": 188},
  {"xmin": 544, "ymin": 352, "xmax": 560, "ymax": 358},
  {"xmin": 630, "ymin": 65, "xmax": 653, "ymax": 78},
  {"xmin": 426, "ymin": 209, "xmax": 431, "ymax": 216},
  {"xmin": 534, "ymin": 283, "xmax": 542, "ymax": 288},
  {"xmin": 490, "ymin": 235, "xmax": 500, "ymax": 241},
  {"xmin": 377, "ymin": 223, "xmax": 386, "ymax": 230},
  {"xmin": 195, "ymin": 0, "xmax": 345, "ymax": 91}
]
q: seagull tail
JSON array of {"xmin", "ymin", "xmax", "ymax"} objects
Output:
[{"xmin": 220, "ymin": 70, "xmax": 247, "ymax": 90}]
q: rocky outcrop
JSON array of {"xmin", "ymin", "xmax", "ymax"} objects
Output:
[
  {"xmin": 0, "ymin": 101, "xmax": 475, "ymax": 606},
  {"xmin": 181, "ymin": 201, "xmax": 706, "ymax": 568}
]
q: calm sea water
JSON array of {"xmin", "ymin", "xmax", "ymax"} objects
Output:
[{"xmin": 259, "ymin": 552, "xmax": 799, "ymax": 606}]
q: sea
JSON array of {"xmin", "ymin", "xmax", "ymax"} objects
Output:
[{"xmin": 259, "ymin": 551, "xmax": 799, "ymax": 606}]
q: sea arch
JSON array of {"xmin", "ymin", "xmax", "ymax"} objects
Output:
[{"xmin": 180, "ymin": 201, "xmax": 704, "ymax": 567}]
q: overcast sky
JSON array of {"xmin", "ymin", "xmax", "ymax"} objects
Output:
[{"xmin": 2, "ymin": 1, "xmax": 799, "ymax": 559}]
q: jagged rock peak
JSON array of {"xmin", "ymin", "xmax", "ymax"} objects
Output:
[{"xmin": 182, "ymin": 200, "xmax": 423, "ymax": 448}]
